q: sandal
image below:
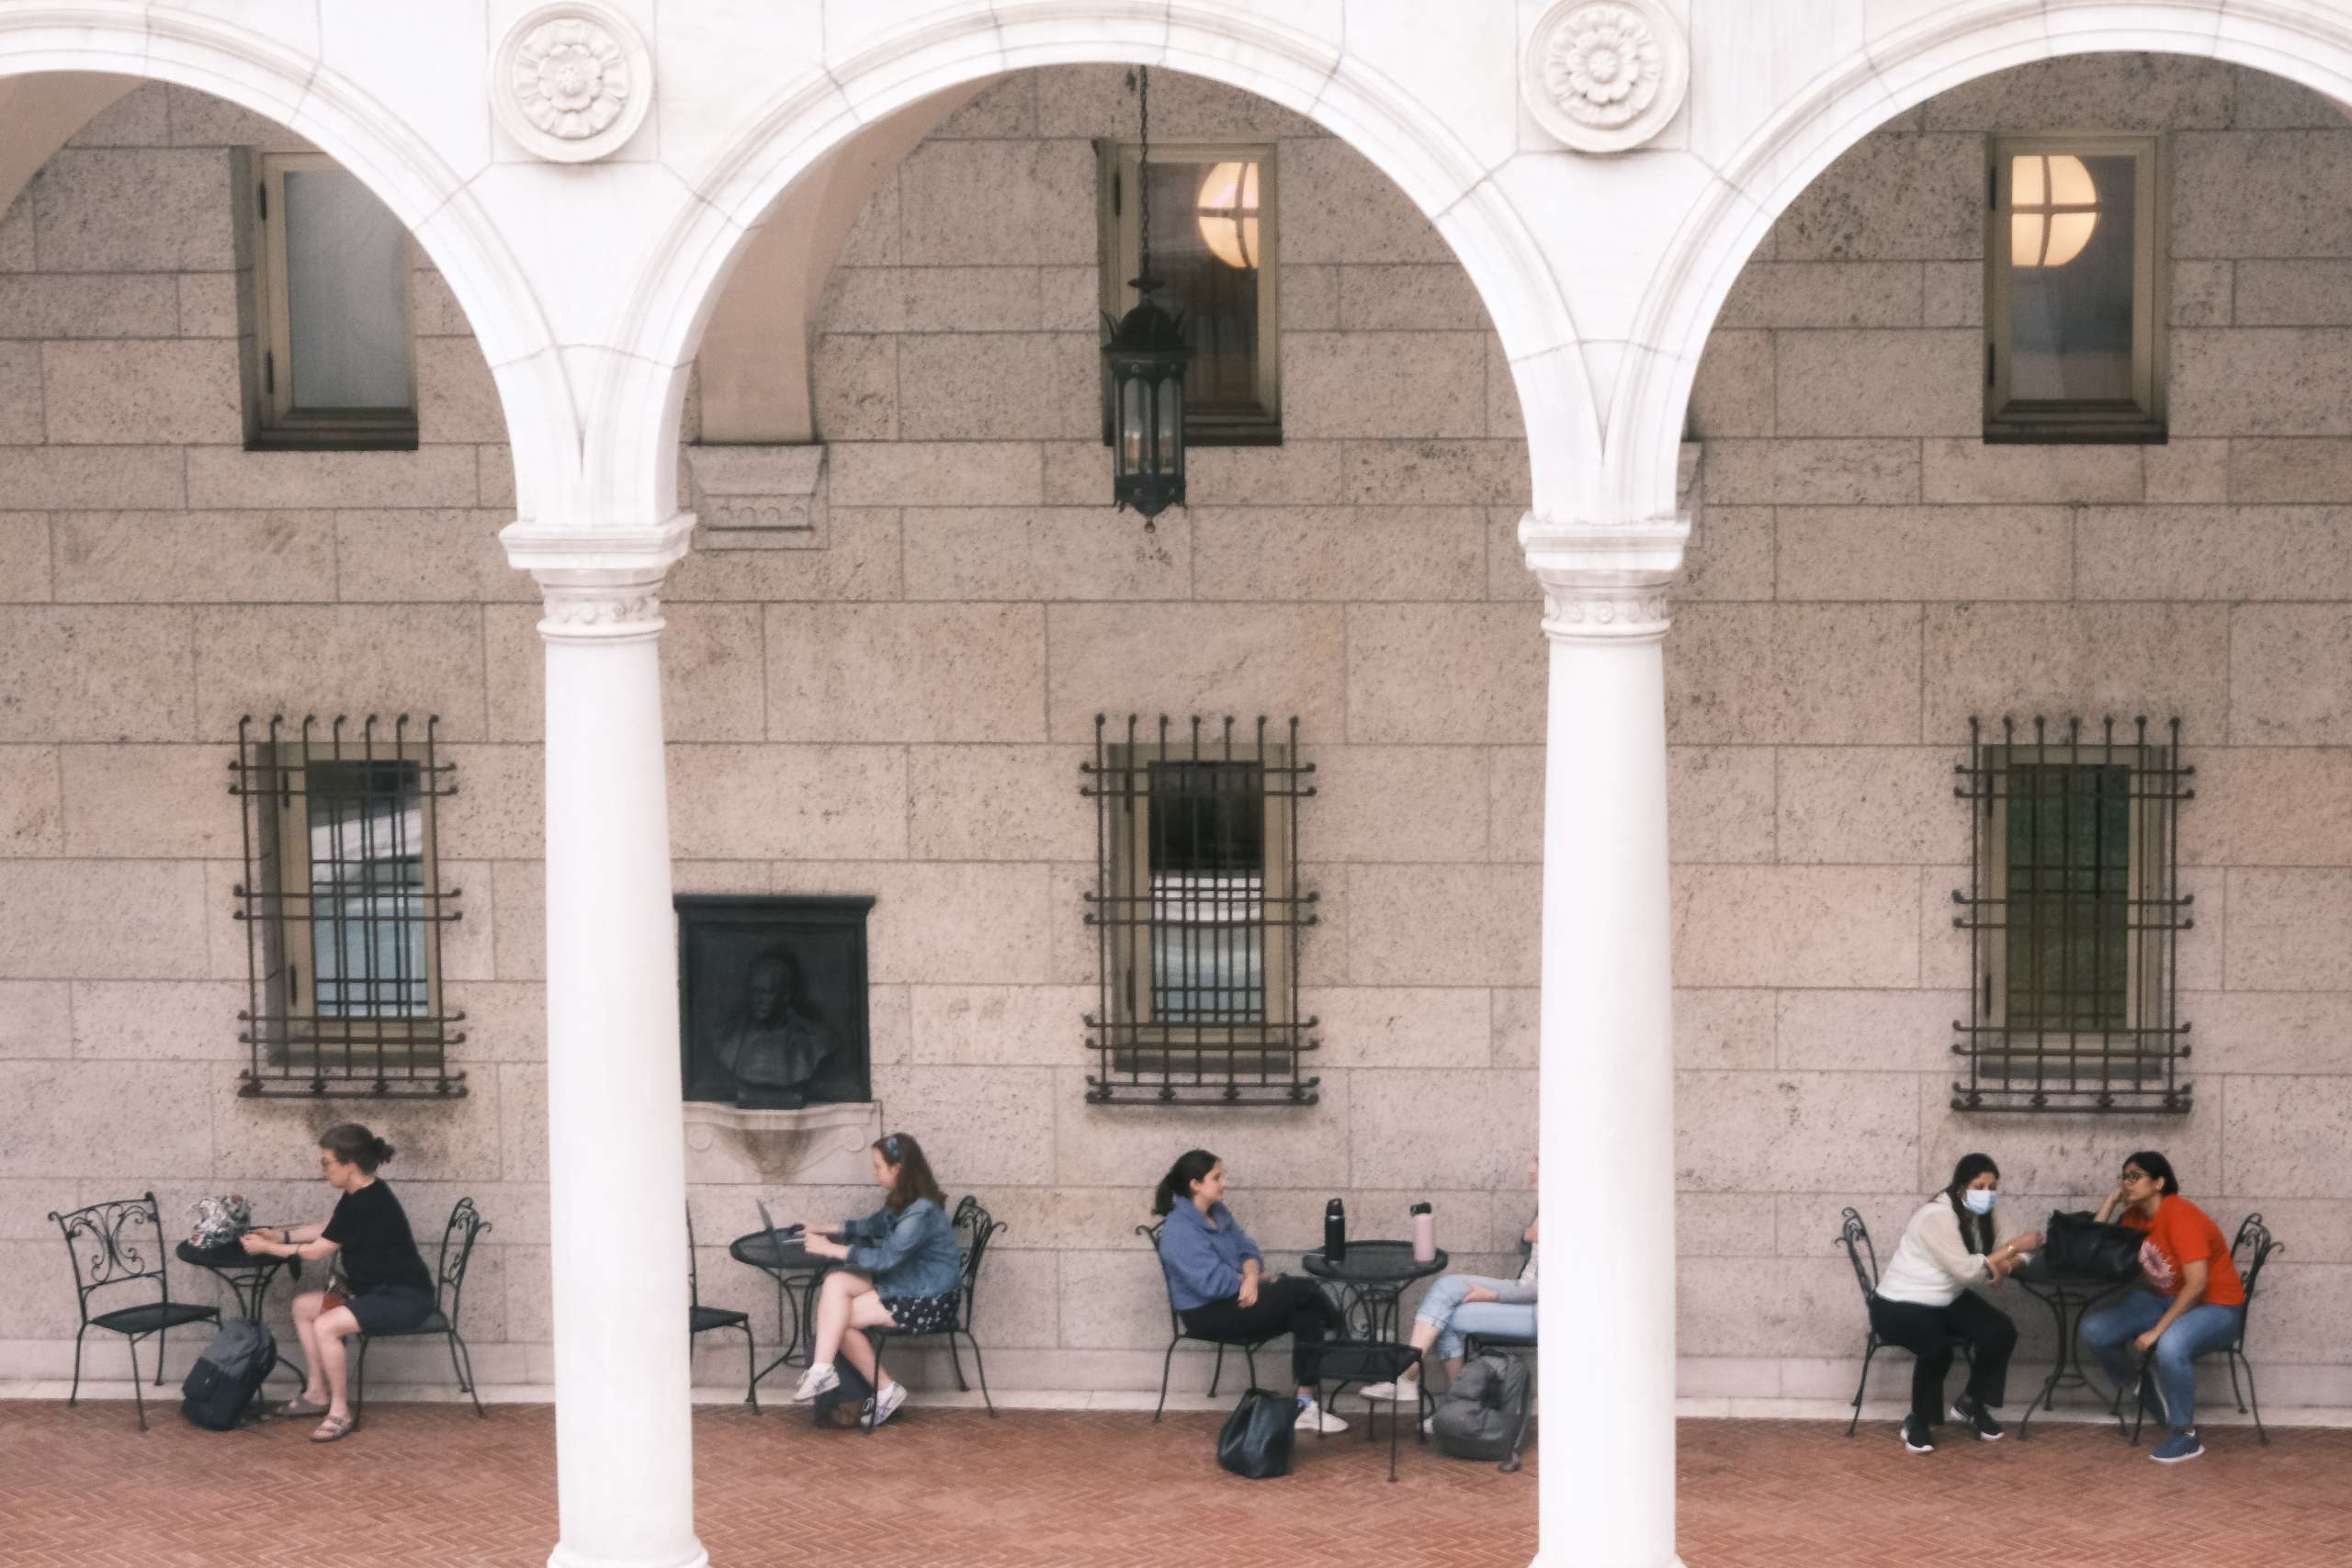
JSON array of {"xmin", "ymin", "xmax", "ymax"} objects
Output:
[
  {"xmin": 309, "ymin": 1413, "xmax": 356, "ymax": 1443},
  {"xmin": 272, "ymin": 1395, "xmax": 329, "ymax": 1419}
]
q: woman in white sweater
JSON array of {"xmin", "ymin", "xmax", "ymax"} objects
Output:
[{"xmin": 1869, "ymin": 1153, "xmax": 2043, "ymax": 1453}]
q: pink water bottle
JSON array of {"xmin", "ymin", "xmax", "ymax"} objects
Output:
[{"xmin": 1411, "ymin": 1201, "xmax": 1436, "ymax": 1264}]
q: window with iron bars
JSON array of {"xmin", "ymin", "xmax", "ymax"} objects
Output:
[
  {"xmin": 1951, "ymin": 715, "xmax": 2193, "ymax": 1114},
  {"xmin": 230, "ymin": 715, "xmax": 465, "ymax": 1098},
  {"xmin": 1081, "ymin": 715, "xmax": 1318, "ymax": 1104}
]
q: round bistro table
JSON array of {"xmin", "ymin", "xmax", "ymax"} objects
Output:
[{"xmin": 1301, "ymin": 1241, "xmax": 1449, "ymax": 1344}]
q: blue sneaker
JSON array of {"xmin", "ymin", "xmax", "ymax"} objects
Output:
[{"xmin": 2150, "ymin": 1427, "xmax": 2203, "ymax": 1464}]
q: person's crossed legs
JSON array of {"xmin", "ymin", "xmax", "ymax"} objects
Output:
[
  {"xmin": 791, "ymin": 1269, "xmax": 898, "ymax": 1407},
  {"xmin": 1361, "ymin": 1275, "xmax": 1532, "ymax": 1402}
]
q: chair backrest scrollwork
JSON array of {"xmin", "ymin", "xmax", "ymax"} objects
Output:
[
  {"xmin": 1835, "ymin": 1207, "xmax": 1879, "ymax": 1308},
  {"xmin": 49, "ymin": 1193, "xmax": 173, "ymax": 1324},
  {"xmin": 432, "ymin": 1198, "xmax": 491, "ymax": 1325},
  {"xmin": 1136, "ymin": 1221, "xmax": 1184, "ymax": 1336},
  {"xmin": 950, "ymin": 1194, "xmax": 1005, "ymax": 1333},
  {"xmin": 2232, "ymin": 1213, "xmax": 2283, "ymax": 1337}
]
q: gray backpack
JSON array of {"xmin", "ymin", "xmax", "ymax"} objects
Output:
[
  {"xmin": 180, "ymin": 1319, "xmax": 277, "ymax": 1431},
  {"xmin": 1429, "ymin": 1350, "xmax": 1531, "ymax": 1461}
]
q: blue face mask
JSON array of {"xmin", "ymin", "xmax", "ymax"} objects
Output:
[{"xmin": 1962, "ymin": 1189, "xmax": 1996, "ymax": 1216}]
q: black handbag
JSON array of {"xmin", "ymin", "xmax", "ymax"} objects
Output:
[
  {"xmin": 1216, "ymin": 1387, "xmax": 1296, "ymax": 1480},
  {"xmin": 2043, "ymin": 1210, "xmax": 2146, "ymax": 1281}
]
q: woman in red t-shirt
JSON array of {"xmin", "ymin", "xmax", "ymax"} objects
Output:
[{"xmin": 2077, "ymin": 1150, "xmax": 2246, "ymax": 1464}]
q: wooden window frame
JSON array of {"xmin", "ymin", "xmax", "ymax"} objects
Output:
[
  {"xmin": 1984, "ymin": 133, "xmax": 2166, "ymax": 445},
  {"xmin": 249, "ymin": 152, "xmax": 420, "ymax": 452},
  {"xmin": 1097, "ymin": 139, "xmax": 1283, "ymax": 446}
]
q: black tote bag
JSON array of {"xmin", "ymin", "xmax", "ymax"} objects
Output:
[
  {"xmin": 1216, "ymin": 1387, "xmax": 1296, "ymax": 1479},
  {"xmin": 2043, "ymin": 1210, "xmax": 2147, "ymax": 1282}
]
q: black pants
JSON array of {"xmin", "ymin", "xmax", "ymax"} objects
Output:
[
  {"xmin": 1182, "ymin": 1277, "xmax": 1342, "ymax": 1389},
  {"xmin": 1868, "ymin": 1292, "xmax": 2018, "ymax": 1426}
]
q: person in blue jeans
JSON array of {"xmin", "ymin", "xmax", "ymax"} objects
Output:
[
  {"xmin": 1360, "ymin": 1157, "xmax": 1538, "ymax": 1408},
  {"xmin": 2076, "ymin": 1150, "xmax": 2247, "ymax": 1464}
]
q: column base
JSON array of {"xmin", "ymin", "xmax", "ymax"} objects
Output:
[
  {"xmin": 548, "ymin": 1544, "xmax": 707, "ymax": 1568},
  {"xmin": 1530, "ymin": 1559, "xmax": 1685, "ymax": 1567}
]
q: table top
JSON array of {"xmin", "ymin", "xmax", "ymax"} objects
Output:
[
  {"xmin": 728, "ymin": 1229, "xmax": 837, "ymax": 1273},
  {"xmin": 2009, "ymin": 1259, "xmax": 2138, "ymax": 1298},
  {"xmin": 1301, "ymin": 1241, "xmax": 1448, "ymax": 1287},
  {"xmin": 176, "ymin": 1237, "xmax": 298, "ymax": 1272}
]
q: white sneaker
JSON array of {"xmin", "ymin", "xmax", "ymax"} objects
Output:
[
  {"xmin": 1294, "ymin": 1399, "xmax": 1349, "ymax": 1435},
  {"xmin": 864, "ymin": 1381, "xmax": 908, "ymax": 1427},
  {"xmin": 788, "ymin": 1362, "xmax": 839, "ymax": 1404},
  {"xmin": 1358, "ymin": 1377, "xmax": 1421, "ymax": 1404}
]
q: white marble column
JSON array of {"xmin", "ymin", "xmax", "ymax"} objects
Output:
[
  {"xmin": 511, "ymin": 521, "xmax": 707, "ymax": 1568},
  {"xmin": 1523, "ymin": 518, "xmax": 1686, "ymax": 1568}
]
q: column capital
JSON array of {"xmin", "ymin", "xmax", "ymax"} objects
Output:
[
  {"xmin": 1518, "ymin": 513, "xmax": 1689, "ymax": 643},
  {"xmin": 502, "ymin": 513, "xmax": 696, "ymax": 643}
]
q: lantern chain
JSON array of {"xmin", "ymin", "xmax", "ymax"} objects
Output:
[{"xmin": 1136, "ymin": 65, "xmax": 1154, "ymax": 290}]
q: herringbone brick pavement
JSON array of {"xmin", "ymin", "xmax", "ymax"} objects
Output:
[{"xmin": 1, "ymin": 1401, "xmax": 2346, "ymax": 1566}]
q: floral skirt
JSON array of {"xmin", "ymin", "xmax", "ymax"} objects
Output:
[{"xmin": 882, "ymin": 1292, "xmax": 958, "ymax": 1335}]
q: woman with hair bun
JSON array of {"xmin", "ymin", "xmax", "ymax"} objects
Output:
[{"xmin": 238, "ymin": 1122, "xmax": 435, "ymax": 1442}]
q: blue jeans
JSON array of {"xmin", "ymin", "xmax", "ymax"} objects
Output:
[
  {"xmin": 1416, "ymin": 1273, "xmax": 1536, "ymax": 1363},
  {"xmin": 2079, "ymin": 1289, "xmax": 2243, "ymax": 1429}
]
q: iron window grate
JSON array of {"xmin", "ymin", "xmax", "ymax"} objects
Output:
[
  {"xmin": 1080, "ymin": 714, "xmax": 1319, "ymax": 1105},
  {"xmin": 230, "ymin": 714, "xmax": 466, "ymax": 1099},
  {"xmin": 1951, "ymin": 715, "xmax": 2193, "ymax": 1114}
]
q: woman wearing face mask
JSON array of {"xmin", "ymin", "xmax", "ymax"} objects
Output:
[{"xmin": 1866, "ymin": 1153, "xmax": 2043, "ymax": 1453}]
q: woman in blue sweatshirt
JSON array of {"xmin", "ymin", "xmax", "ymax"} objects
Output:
[{"xmin": 1152, "ymin": 1148, "xmax": 1347, "ymax": 1435}]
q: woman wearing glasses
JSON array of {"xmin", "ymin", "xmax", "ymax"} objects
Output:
[
  {"xmin": 2079, "ymin": 1151, "xmax": 2245, "ymax": 1464},
  {"xmin": 786, "ymin": 1132, "xmax": 962, "ymax": 1428},
  {"xmin": 1867, "ymin": 1153, "xmax": 2042, "ymax": 1454}
]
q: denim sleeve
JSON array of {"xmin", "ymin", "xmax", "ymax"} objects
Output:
[
  {"xmin": 1158, "ymin": 1214, "xmax": 1240, "ymax": 1303},
  {"xmin": 1224, "ymin": 1208, "xmax": 1264, "ymax": 1268},
  {"xmin": 842, "ymin": 1209, "xmax": 888, "ymax": 1244},
  {"xmin": 846, "ymin": 1201, "xmax": 938, "ymax": 1277}
]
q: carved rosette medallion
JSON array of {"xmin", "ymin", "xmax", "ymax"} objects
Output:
[
  {"xmin": 1539, "ymin": 581, "xmax": 1673, "ymax": 643},
  {"xmin": 1522, "ymin": 0, "xmax": 1689, "ymax": 154},
  {"xmin": 537, "ymin": 581, "xmax": 666, "ymax": 640},
  {"xmin": 492, "ymin": 3, "xmax": 652, "ymax": 164}
]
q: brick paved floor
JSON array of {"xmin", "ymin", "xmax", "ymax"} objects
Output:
[{"xmin": 4, "ymin": 1400, "xmax": 2348, "ymax": 1566}]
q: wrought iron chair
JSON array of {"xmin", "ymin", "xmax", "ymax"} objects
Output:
[
  {"xmin": 352, "ymin": 1197, "xmax": 490, "ymax": 1424},
  {"xmin": 1835, "ymin": 1206, "xmax": 1969, "ymax": 1438},
  {"xmin": 2124, "ymin": 1213, "xmax": 2285, "ymax": 1446},
  {"xmin": 49, "ymin": 1191, "xmax": 220, "ymax": 1431},
  {"xmin": 864, "ymin": 1195, "xmax": 1004, "ymax": 1431},
  {"xmin": 1461, "ymin": 1329, "xmax": 1540, "ymax": 1474},
  {"xmin": 1137, "ymin": 1220, "xmax": 1284, "ymax": 1423},
  {"xmin": 687, "ymin": 1203, "xmax": 759, "ymax": 1413}
]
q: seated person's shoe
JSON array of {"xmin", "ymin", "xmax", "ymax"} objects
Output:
[
  {"xmin": 1950, "ymin": 1393, "xmax": 2004, "ymax": 1440},
  {"xmin": 2150, "ymin": 1427, "xmax": 2203, "ymax": 1464},
  {"xmin": 863, "ymin": 1381, "xmax": 908, "ymax": 1428},
  {"xmin": 1294, "ymin": 1398, "xmax": 1349, "ymax": 1435},
  {"xmin": 788, "ymin": 1362, "xmax": 840, "ymax": 1404},
  {"xmin": 1358, "ymin": 1376, "xmax": 1420, "ymax": 1404},
  {"xmin": 1901, "ymin": 1415, "xmax": 1935, "ymax": 1453}
]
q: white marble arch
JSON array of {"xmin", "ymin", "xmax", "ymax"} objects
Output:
[
  {"xmin": 596, "ymin": 0, "xmax": 1602, "ymax": 537},
  {"xmin": 0, "ymin": 3, "xmax": 569, "ymax": 520},
  {"xmin": 1610, "ymin": 0, "xmax": 2352, "ymax": 533}
]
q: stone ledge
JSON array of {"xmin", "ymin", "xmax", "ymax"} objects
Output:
[
  {"xmin": 682, "ymin": 1097, "xmax": 879, "ymax": 1185},
  {"xmin": 685, "ymin": 444, "xmax": 828, "ymax": 550}
]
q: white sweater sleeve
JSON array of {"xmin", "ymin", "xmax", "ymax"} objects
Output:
[{"xmin": 1913, "ymin": 1201, "xmax": 1994, "ymax": 1287}]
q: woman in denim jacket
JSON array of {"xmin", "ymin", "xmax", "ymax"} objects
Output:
[{"xmin": 788, "ymin": 1132, "xmax": 961, "ymax": 1427}]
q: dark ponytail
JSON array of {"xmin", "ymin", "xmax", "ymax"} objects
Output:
[
  {"xmin": 1944, "ymin": 1152, "xmax": 1999, "ymax": 1255},
  {"xmin": 320, "ymin": 1122, "xmax": 394, "ymax": 1174},
  {"xmin": 1152, "ymin": 1149, "xmax": 1219, "ymax": 1217}
]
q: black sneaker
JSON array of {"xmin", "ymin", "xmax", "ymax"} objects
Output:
[
  {"xmin": 1951, "ymin": 1394, "xmax": 2005, "ymax": 1440},
  {"xmin": 1902, "ymin": 1415, "xmax": 1935, "ymax": 1453}
]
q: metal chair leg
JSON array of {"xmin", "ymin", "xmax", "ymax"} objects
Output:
[
  {"xmin": 1208, "ymin": 1342, "xmax": 1227, "ymax": 1397},
  {"xmin": 67, "ymin": 1324, "xmax": 87, "ymax": 1409},
  {"xmin": 963, "ymin": 1333, "xmax": 996, "ymax": 1417},
  {"xmin": 354, "ymin": 1337, "xmax": 369, "ymax": 1427},
  {"xmin": 127, "ymin": 1333, "xmax": 147, "ymax": 1433},
  {"xmin": 452, "ymin": 1335, "xmax": 485, "ymax": 1417},
  {"xmin": 742, "ymin": 1325, "xmax": 760, "ymax": 1414},
  {"xmin": 2239, "ymin": 1351, "xmax": 2268, "ymax": 1445},
  {"xmin": 2227, "ymin": 1349, "xmax": 2248, "ymax": 1415},
  {"xmin": 1154, "ymin": 1337, "xmax": 1178, "ymax": 1423},
  {"xmin": 155, "ymin": 1322, "xmax": 168, "ymax": 1387},
  {"xmin": 862, "ymin": 1337, "xmax": 888, "ymax": 1436},
  {"xmin": 1847, "ymin": 1336, "xmax": 1877, "ymax": 1438},
  {"xmin": 1242, "ymin": 1346, "xmax": 1259, "ymax": 1390},
  {"xmin": 946, "ymin": 1332, "xmax": 970, "ymax": 1393}
]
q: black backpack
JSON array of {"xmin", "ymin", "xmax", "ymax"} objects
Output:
[
  {"xmin": 181, "ymin": 1319, "xmax": 277, "ymax": 1431},
  {"xmin": 1430, "ymin": 1351, "xmax": 1531, "ymax": 1461}
]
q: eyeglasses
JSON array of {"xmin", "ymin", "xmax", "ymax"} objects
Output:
[{"xmin": 2120, "ymin": 1170, "xmax": 2151, "ymax": 1183}]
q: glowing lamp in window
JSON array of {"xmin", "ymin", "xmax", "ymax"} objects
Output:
[
  {"xmin": 1195, "ymin": 160, "xmax": 1261, "ymax": 271},
  {"xmin": 2011, "ymin": 153, "xmax": 2098, "ymax": 268}
]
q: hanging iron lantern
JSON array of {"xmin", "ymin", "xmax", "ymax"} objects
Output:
[{"xmin": 1102, "ymin": 66, "xmax": 1190, "ymax": 524}]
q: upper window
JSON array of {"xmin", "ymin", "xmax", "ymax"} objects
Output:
[
  {"xmin": 1985, "ymin": 136, "xmax": 2164, "ymax": 444},
  {"xmin": 1099, "ymin": 141, "xmax": 1281, "ymax": 446},
  {"xmin": 1081, "ymin": 715, "xmax": 1317, "ymax": 1105},
  {"xmin": 1952, "ymin": 716, "xmax": 2192, "ymax": 1115},
  {"xmin": 231, "ymin": 714, "xmax": 464, "ymax": 1098},
  {"xmin": 249, "ymin": 153, "xmax": 417, "ymax": 450}
]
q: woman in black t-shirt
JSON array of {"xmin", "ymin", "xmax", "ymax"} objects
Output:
[{"xmin": 239, "ymin": 1122, "xmax": 435, "ymax": 1441}]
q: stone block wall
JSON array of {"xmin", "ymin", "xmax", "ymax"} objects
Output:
[{"xmin": 2, "ymin": 58, "xmax": 2348, "ymax": 1405}]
